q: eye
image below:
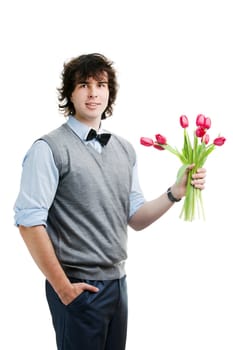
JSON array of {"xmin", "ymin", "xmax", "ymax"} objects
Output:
[
  {"xmin": 77, "ymin": 83, "xmax": 88, "ymax": 89},
  {"xmin": 98, "ymin": 82, "xmax": 108, "ymax": 88}
]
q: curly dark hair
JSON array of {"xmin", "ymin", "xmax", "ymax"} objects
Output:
[{"xmin": 57, "ymin": 53, "xmax": 118, "ymax": 119}]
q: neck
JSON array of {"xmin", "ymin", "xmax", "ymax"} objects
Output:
[{"xmin": 73, "ymin": 115, "xmax": 102, "ymax": 131}]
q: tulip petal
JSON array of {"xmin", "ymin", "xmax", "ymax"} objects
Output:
[{"xmin": 140, "ymin": 137, "xmax": 154, "ymax": 146}]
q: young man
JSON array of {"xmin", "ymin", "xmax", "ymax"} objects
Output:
[{"xmin": 14, "ymin": 53, "xmax": 206, "ymax": 350}]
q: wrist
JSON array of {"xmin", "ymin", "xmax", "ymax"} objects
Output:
[
  {"xmin": 53, "ymin": 277, "xmax": 73, "ymax": 297},
  {"xmin": 167, "ymin": 187, "xmax": 182, "ymax": 202},
  {"xmin": 56, "ymin": 282, "xmax": 77, "ymax": 305}
]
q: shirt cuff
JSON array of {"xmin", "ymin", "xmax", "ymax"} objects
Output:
[
  {"xmin": 14, "ymin": 208, "xmax": 48, "ymax": 227},
  {"xmin": 129, "ymin": 191, "xmax": 145, "ymax": 219}
]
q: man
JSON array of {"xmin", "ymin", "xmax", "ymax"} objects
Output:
[{"xmin": 14, "ymin": 53, "xmax": 206, "ymax": 350}]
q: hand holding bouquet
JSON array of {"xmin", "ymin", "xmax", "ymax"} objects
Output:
[{"xmin": 140, "ymin": 114, "xmax": 226, "ymax": 221}]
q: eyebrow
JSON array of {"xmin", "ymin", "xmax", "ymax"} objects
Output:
[{"xmin": 78, "ymin": 81, "xmax": 108, "ymax": 84}]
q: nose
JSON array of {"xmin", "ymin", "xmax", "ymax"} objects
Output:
[{"xmin": 88, "ymin": 85, "xmax": 98, "ymax": 98}]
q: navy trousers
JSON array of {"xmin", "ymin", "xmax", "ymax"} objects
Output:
[{"xmin": 45, "ymin": 276, "xmax": 128, "ymax": 350}]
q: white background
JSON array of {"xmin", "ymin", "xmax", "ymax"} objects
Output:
[{"xmin": 1, "ymin": 0, "xmax": 232, "ymax": 349}]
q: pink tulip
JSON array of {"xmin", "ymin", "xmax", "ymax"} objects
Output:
[
  {"xmin": 196, "ymin": 114, "xmax": 205, "ymax": 127},
  {"xmin": 202, "ymin": 134, "xmax": 210, "ymax": 144},
  {"xmin": 155, "ymin": 134, "xmax": 167, "ymax": 145},
  {"xmin": 180, "ymin": 115, "xmax": 189, "ymax": 128},
  {"xmin": 140, "ymin": 137, "xmax": 154, "ymax": 146},
  {"xmin": 204, "ymin": 117, "xmax": 211, "ymax": 129},
  {"xmin": 195, "ymin": 127, "xmax": 206, "ymax": 138},
  {"xmin": 153, "ymin": 143, "xmax": 165, "ymax": 150},
  {"xmin": 213, "ymin": 136, "xmax": 226, "ymax": 146}
]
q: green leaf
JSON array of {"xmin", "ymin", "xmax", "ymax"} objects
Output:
[{"xmin": 176, "ymin": 164, "xmax": 188, "ymax": 183}]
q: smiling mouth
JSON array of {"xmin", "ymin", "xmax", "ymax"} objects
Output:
[{"xmin": 86, "ymin": 103, "xmax": 100, "ymax": 107}]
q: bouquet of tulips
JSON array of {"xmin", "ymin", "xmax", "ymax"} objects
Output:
[{"xmin": 140, "ymin": 114, "xmax": 226, "ymax": 221}]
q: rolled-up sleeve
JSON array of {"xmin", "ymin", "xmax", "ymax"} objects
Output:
[
  {"xmin": 129, "ymin": 159, "xmax": 145, "ymax": 219},
  {"xmin": 14, "ymin": 140, "xmax": 59, "ymax": 227}
]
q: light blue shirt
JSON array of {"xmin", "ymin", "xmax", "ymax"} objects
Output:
[{"xmin": 14, "ymin": 117, "xmax": 145, "ymax": 227}]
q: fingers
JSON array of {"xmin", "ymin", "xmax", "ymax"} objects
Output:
[
  {"xmin": 187, "ymin": 165, "xmax": 206, "ymax": 175},
  {"xmin": 186, "ymin": 163, "xmax": 195, "ymax": 171},
  {"xmin": 196, "ymin": 167, "xmax": 206, "ymax": 175},
  {"xmin": 189, "ymin": 167, "xmax": 206, "ymax": 189},
  {"xmin": 74, "ymin": 282, "xmax": 99, "ymax": 293},
  {"xmin": 59, "ymin": 282, "xmax": 99, "ymax": 305},
  {"xmin": 64, "ymin": 282, "xmax": 99, "ymax": 305},
  {"xmin": 191, "ymin": 179, "xmax": 205, "ymax": 189},
  {"xmin": 191, "ymin": 171, "xmax": 206, "ymax": 189},
  {"xmin": 192, "ymin": 168, "xmax": 206, "ymax": 179}
]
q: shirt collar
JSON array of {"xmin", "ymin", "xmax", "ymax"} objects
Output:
[{"xmin": 67, "ymin": 116, "xmax": 103, "ymax": 140}]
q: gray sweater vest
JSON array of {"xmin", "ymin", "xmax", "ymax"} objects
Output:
[{"xmin": 41, "ymin": 124, "xmax": 136, "ymax": 280}]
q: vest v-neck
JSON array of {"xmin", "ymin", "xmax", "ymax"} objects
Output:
[{"xmin": 64, "ymin": 123, "xmax": 108, "ymax": 159}]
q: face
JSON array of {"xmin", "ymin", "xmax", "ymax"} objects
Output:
[{"xmin": 70, "ymin": 73, "xmax": 109, "ymax": 127}]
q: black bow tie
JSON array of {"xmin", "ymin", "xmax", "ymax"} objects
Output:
[{"xmin": 86, "ymin": 129, "xmax": 111, "ymax": 146}]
